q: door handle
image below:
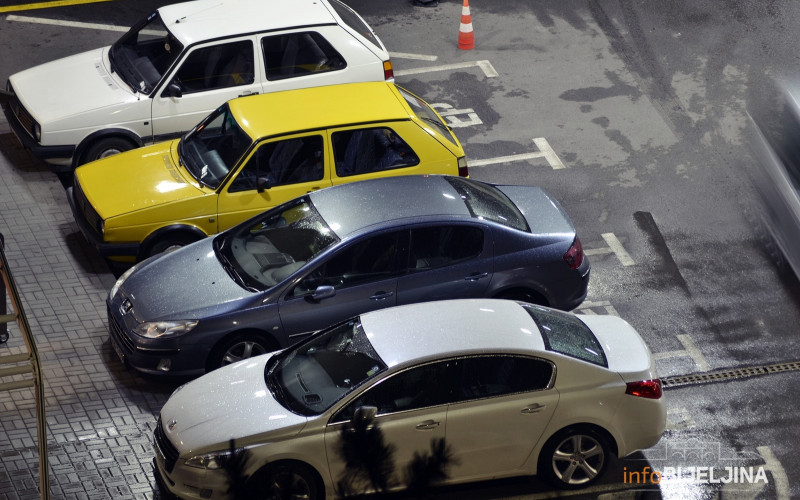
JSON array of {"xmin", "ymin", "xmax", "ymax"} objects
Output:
[
  {"xmin": 415, "ymin": 420, "xmax": 440, "ymax": 430},
  {"xmin": 464, "ymin": 272, "xmax": 489, "ymax": 281},
  {"xmin": 521, "ymin": 403, "xmax": 546, "ymax": 414},
  {"xmin": 306, "ymin": 187, "xmax": 322, "ymax": 193},
  {"xmin": 370, "ymin": 291, "xmax": 394, "ymax": 300},
  {"xmin": 238, "ymin": 91, "xmax": 259, "ymax": 97}
]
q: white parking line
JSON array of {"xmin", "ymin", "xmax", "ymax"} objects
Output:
[
  {"xmin": 584, "ymin": 233, "xmax": 635, "ymax": 266},
  {"xmin": 7, "ymin": 14, "xmax": 161, "ymax": 34},
  {"xmin": 757, "ymin": 446, "xmax": 790, "ymax": 500},
  {"xmin": 470, "ymin": 137, "xmax": 564, "ymax": 169},
  {"xmin": 389, "ymin": 51, "xmax": 438, "ymax": 61},
  {"xmin": 575, "ymin": 300, "xmax": 619, "ymax": 316},
  {"xmin": 394, "ymin": 60, "xmax": 498, "ymax": 78},
  {"xmin": 677, "ymin": 334, "xmax": 710, "ymax": 372}
]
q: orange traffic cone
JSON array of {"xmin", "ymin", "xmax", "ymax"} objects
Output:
[{"xmin": 458, "ymin": 0, "xmax": 474, "ymax": 50}]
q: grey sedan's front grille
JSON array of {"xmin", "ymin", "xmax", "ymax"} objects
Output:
[{"xmin": 108, "ymin": 304, "xmax": 136, "ymax": 353}]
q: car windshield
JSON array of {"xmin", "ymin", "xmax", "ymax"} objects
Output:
[
  {"xmin": 109, "ymin": 12, "xmax": 183, "ymax": 94},
  {"xmin": 178, "ymin": 104, "xmax": 253, "ymax": 189},
  {"xmin": 444, "ymin": 177, "xmax": 530, "ymax": 231},
  {"xmin": 266, "ymin": 318, "xmax": 387, "ymax": 416},
  {"xmin": 522, "ymin": 304, "xmax": 608, "ymax": 367},
  {"xmin": 216, "ymin": 197, "xmax": 339, "ymax": 291}
]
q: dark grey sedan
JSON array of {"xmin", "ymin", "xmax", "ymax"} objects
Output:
[{"xmin": 107, "ymin": 175, "xmax": 590, "ymax": 377}]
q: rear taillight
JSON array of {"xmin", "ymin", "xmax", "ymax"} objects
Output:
[
  {"xmin": 563, "ymin": 236, "xmax": 584, "ymax": 269},
  {"xmin": 383, "ymin": 60, "xmax": 394, "ymax": 80},
  {"xmin": 625, "ymin": 379, "xmax": 663, "ymax": 399},
  {"xmin": 457, "ymin": 156, "xmax": 469, "ymax": 177}
]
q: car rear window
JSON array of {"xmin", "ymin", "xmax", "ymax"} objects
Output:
[
  {"xmin": 328, "ymin": 0, "xmax": 384, "ymax": 51},
  {"xmin": 397, "ymin": 86, "xmax": 459, "ymax": 148},
  {"xmin": 444, "ymin": 177, "xmax": 529, "ymax": 231},
  {"xmin": 522, "ymin": 304, "xmax": 608, "ymax": 367}
]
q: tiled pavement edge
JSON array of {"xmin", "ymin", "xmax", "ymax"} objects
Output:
[{"xmin": 0, "ymin": 117, "xmax": 182, "ymax": 499}]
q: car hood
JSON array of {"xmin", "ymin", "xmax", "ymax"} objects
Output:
[
  {"xmin": 75, "ymin": 140, "xmax": 205, "ymax": 219},
  {"xmin": 122, "ymin": 238, "xmax": 256, "ymax": 321},
  {"xmin": 9, "ymin": 47, "xmax": 139, "ymax": 125},
  {"xmin": 159, "ymin": 353, "xmax": 308, "ymax": 453},
  {"xmin": 495, "ymin": 185, "xmax": 575, "ymax": 236},
  {"xmin": 578, "ymin": 315, "xmax": 656, "ymax": 382}
]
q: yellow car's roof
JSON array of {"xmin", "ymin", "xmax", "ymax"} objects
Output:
[{"xmin": 228, "ymin": 82, "xmax": 412, "ymax": 140}]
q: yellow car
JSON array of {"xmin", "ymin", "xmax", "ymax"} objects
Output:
[{"xmin": 68, "ymin": 82, "xmax": 467, "ymax": 262}]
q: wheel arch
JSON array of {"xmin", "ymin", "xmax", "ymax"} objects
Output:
[
  {"xmin": 492, "ymin": 286, "xmax": 550, "ymax": 307},
  {"xmin": 138, "ymin": 224, "xmax": 208, "ymax": 260},
  {"xmin": 73, "ymin": 128, "xmax": 144, "ymax": 168},
  {"xmin": 205, "ymin": 328, "xmax": 280, "ymax": 373}
]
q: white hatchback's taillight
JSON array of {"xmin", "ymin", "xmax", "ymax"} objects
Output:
[
  {"xmin": 383, "ymin": 60, "xmax": 394, "ymax": 80},
  {"xmin": 625, "ymin": 379, "xmax": 663, "ymax": 399},
  {"xmin": 563, "ymin": 236, "xmax": 584, "ymax": 269}
]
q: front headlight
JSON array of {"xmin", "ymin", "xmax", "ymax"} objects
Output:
[
  {"xmin": 184, "ymin": 449, "xmax": 235, "ymax": 470},
  {"xmin": 109, "ymin": 263, "xmax": 139, "ymax": 301},
  {"xmin": 134, "ymin": 320, "xmax": 199, "ymax": 339}
]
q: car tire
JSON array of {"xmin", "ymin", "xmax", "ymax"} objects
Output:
[
  {"xmin": 245, "ymin": 461, "xmax": 321, "ymax": 500},
  {"xmin": 146, "ymin": 234, "xmax": 198, "ymax": 258},
  {"xmin": 83, "ymin": 137, "xmax": 136, "ymax": 164},
  {"xmin": 208, "ymin": 332, "xmax": 275, "ymax": 371},
  {"xmin": 538, "ymin": 426, "xmax": 612, "ymax": 489},
  {"xmin": 495, "ymin": 289, "xmax": 547, "ymax": 306}
]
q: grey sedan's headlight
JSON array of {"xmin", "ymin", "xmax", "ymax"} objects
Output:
[
  {"xmin": 185, "ymin": 450, "xmax": 235, "ymax": 470},
  {"xmin": 109, "ymin": 263, "xmax": 139, "ymax": 301},
  {"xmin": 134, "ymin": 320, "xmax": 199, "ymax": 338}
]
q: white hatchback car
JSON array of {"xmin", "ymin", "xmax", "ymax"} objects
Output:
[
  {"xmin": 2, "ymin": 0, "xmax": 392, "ymax": 170},
  {"xmin": 153, "ymin": 299, "xmax": 665, "ymax": 499}
]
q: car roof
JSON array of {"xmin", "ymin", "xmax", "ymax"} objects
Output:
[
  {"xmin": 309, "ymin": 175, "xmax": 472, "ymax": 237},
  {"xmin": 160, "ymin": 0, "xmax": 337, "ymax": 46},
  {"xmin": 359, "ymin": 299, "xmax": 547, "ymax": 367},
  {"xmin": 227, "ymin": 82, "xmax": 410, "ymax": 140}
]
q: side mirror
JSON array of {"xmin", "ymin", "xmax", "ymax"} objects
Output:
[
  {"xmin": 256, "ymin": 176, "xmax": 271, "ymax": 193},
  {"xmin": 166, "ymin": 82, "xmax": 182, "ymax": 98},
  {"xmin": 310, "ymin": 285, "xmax": 335, "ymax": 301},
  {"xmin": 353, "ymin": 405, "xmax": 377, "ymax": 424}
]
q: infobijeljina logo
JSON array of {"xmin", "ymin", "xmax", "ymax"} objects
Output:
[{"xmin": 623, "ymin": 465, "xmax": 768, "ymax": 485}]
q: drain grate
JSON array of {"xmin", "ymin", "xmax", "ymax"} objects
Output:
[{"xmin": 661, "ymin": 361, "xmax": 800, "ymax": 389}]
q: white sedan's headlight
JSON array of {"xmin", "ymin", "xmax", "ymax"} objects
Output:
[
  {"xmin": 184, "ymin": 449, "xmax": 235, "ymax": 470},
  {"xmin": 109, "ymin": 263, "xmax": 139, "ymax": 301},
  {"xmin": 134, "ymin": 320, "xmax": 199, "ymax": 338}
]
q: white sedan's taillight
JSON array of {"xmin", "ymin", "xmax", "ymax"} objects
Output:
[
  {"xmin": 625, "ymin": 379, "xmax": 663, "ymax": 399},
  {"xmin": 563, "ymin": 236, "xmax": 584, "ymax": 269}
]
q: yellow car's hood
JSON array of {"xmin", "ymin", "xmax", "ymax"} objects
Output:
[{"xmin": 75, "ymin": 140, "xmax": 207, "ymax": 219}]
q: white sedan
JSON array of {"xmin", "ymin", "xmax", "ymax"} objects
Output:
[{"xmin": 153, "ymin": 299, "xmax": 665, "ymax": 499}]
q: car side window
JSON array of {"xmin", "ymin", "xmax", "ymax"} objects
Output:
[
  {"xmin": 332, "ymin": 360, "xmax": 459, "ymax": 423},
  {"xmin": 228, "ymin": 136, "xmax": 324, "ymax": 193},
  {"xmin": 262, "ymin": 31, "xmax": 346, "ymax": 81},
  {"xmin": 332, "ymin": 127, "xmax": 420, "ymax": 177},
  {"xmin": 171, "ymin": 40, "xmax": 254, "ymax": 94},
  {"xmin": 409, "ymin": 226, "xmax": 483, "ymax": 270},
  {"xmin": 454, "ymin": 356, "xmax": 554, "ymax": 403},
  {"xmin": 291, "ymin": 231, "xmax": 403, "ymax": 296}
]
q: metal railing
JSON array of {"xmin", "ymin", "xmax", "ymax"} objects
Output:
[{"xmin": 0, "ymin": 233, "xmax": 50, "ymax": 499}]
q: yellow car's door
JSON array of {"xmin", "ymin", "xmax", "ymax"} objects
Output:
[{"xmin": 217, "ymin": 133, "xmax": 331, "ymax": 231}]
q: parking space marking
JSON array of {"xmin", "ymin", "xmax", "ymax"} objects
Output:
[
  {"xmin": 389, "ymin": 51, "xmax": 437, "ymax": 61},
  {"xmin": 1, "ymin": 0, "xmax": 112, "ymax": 14},
  {"xmin": 655, "ymin": 334, "xmax": 710, "ymax": 372},
  {"xmin": 470, "ymin": 137, "xmax": 565, "ymax": 169},
  {"xmin": 584, "ymin": 232, "xmax": 635, "ymax": 266},
  {"xmin": 575, "ymin": 300, "xmax": 619, "ymax": 316},
  {"xmin": 666, "ymin": 407, "xmax": 696, "ymax": 431},
  {"xmin": 394, "ymin": 60, "xmax": 498, "ymax": 78},
  {"xmin": 430, "ymin": 103, "xmax": 482, "ymax": 128},
  {"xmin": 757, "ymin": 446, "xmax": 790, "ymax": 500},
  {"xmin": 6, "ymin": 14, "xmax": 156, "ymax": 34}
]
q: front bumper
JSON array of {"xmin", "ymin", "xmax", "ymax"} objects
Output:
[
  {"xmin": 1, "ymin": 89, "xmax": 76, "ymax": 171},
  {"xmin": 67, "ymin": 186, "xmax": 140, "ymax": 258}
]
